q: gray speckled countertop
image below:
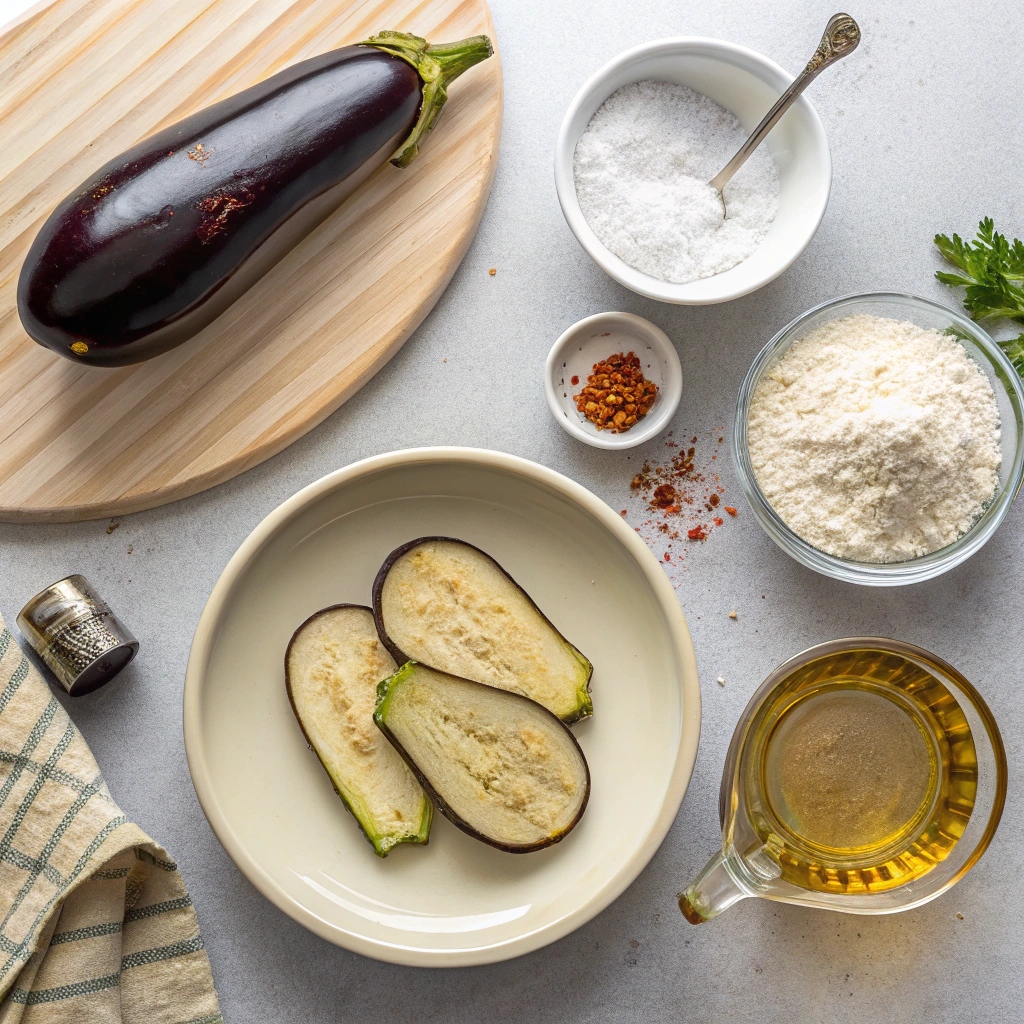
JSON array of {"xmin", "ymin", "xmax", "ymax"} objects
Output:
[{"xmin": 1, "ymin": 0, "xmax": 1022, "ymax": 1020}]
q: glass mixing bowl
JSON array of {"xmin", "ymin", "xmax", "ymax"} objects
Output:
[{"xmin": 733, "ymin": 293, "xmax": 1024, "ymax": 586}]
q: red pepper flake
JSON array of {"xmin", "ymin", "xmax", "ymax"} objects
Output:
[
  {"xmin": 651, "ymin": 484, "xmax": 678, "ymax": 508},
  {"xmin": 573, "ymin": 351, "xmax": 657, "ymax": 432},
  {"xmin": 620, "ymin": 509, "xmax": 628, "ymax": 516},
  {"xmin": 620, "ymin": 434, "xmax": 736, "ymax": 572},
  {"xmin": 724, "ymin": 506, "xmax": 738, "ymax": 517},
  {"xmin": 196, "ymin": 190, "xmax": 254, "ymax": 243},
  {"xmin": 570, "ymin": 375, "xmax": 580, "ymax": 386}
]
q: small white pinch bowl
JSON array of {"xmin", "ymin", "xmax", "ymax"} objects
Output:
[
  {"xmin": 554, "ymin": 37, "xmax": 831, "ymax": 304},
  {"xmin": 545, "ymin": 311, "xmax": 682, "ymax": 450}
]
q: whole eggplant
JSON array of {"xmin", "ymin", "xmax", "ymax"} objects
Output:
[{"xmin": 18, "ymin": 31, "xmax": 492, "ymax": 366}]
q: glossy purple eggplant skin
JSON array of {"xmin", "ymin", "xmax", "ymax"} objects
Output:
[{"xmin": 18, "ymin": 46, "xmax": 421, "ymax": 366}]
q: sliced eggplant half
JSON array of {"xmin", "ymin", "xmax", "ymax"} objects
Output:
[
  {"xmin": 285, "ymin": 605, "xmax": 431, "ymax": 856},
  {"xmin": 374, "ymin": 662, "xmax": 591, "ymax": 853},
  {"xmin": 372, "ymin": 538, "xmax": 593, "ymax": 723}
]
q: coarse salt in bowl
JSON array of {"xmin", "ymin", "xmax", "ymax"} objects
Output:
[
  {"xmin": 734, "ymin": 293, "xmax": 1024, "ymax": 586},
  {"xmin": 554, "ymin": 38, "xmax": 831, "ymax": 304}
]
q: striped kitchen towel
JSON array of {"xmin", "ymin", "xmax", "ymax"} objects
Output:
[{"xmin": 0, "ymin": 614, "xmax": 221, "ymax": 1023}]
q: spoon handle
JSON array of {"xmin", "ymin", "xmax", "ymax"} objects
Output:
[{"xmin": 709, "ymin": 13, "xmax": 861, "ymax": 194}]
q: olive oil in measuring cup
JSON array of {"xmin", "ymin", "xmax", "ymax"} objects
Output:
[
  {"xmin": 751, "ymin": 652, "xmax": 976, "ymax": 894},
  {"xmin": 679, "ymin": 640, "xmax": 1005, "ymax": 922}
]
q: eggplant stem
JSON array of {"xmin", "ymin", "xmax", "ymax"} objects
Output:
[{"xmin": 360, "ymin": 30, "xmax": 493, "ymax": 167}]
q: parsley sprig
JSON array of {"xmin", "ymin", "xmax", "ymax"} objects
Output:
[{"xmin": 935, "ymin": 218, "xmax": 1024, "ymax": 375}]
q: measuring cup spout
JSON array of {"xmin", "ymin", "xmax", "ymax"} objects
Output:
[
  {"xmin": 677, "ymin": 851, "xmax": 749, "ymax": 923},
  {"xmin": 679, "ymin": 843, "xmax": 782, "ymax": 923}
]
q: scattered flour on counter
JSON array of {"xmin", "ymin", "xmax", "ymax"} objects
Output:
[
  {"xmin": 573, "ymin": 80, "xmax": 780, "ymax": 284},
  {"xmin": 747, "ymin": 315, "xmax": 1002, "ymax": 563}
]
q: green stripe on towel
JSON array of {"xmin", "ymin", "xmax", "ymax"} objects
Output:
[
  {"xmin": 121, "ymin": 935, "xmax": 206, "ymax": 971},
  {"xmin": 49, "ymin": 922, "xmax": 122, "ymax": 946},
  {"xmin": 124, "ymin": 895, "xmax": 193, "ymax": 922},
  {"xmin": 8, "ymin": 972, "xmax": 121, "ymax": 1004}
]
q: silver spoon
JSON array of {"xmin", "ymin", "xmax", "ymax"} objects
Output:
[{"xmin": 710, "ymin": 13, "xmax": 861, "ymax": 216}]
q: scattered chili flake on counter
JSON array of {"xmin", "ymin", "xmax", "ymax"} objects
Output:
[
  {"xmin": 651, "ymin": 484, "xmax": 677, "ymax": 508},
  {"xmin": 488, "ymin": 267, "xmax": 496, "ymax": 275},
  {"xmin": 573, "ymin": 351, "xmax": 657, "ymax": 433},
  {"xmin": 619, "ymin": 432, "xmax": 736, "ymax": 576}
]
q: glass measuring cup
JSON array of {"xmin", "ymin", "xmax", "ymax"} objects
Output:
[{"xmin": 679, "ymin": 638, "xmax": 1006, "ymax": 923}]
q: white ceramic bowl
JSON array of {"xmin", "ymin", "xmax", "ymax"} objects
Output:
[
  {"xmin": 183, "ymin": 448, "xmax": 700, "ymax": 966},
  {"xmin": 545, "ymin": 312, "xmax": 682, "ymax": 449},
  {"xmin": 554, "ymin": 37, "xmax": 831, "ymax": 304}
]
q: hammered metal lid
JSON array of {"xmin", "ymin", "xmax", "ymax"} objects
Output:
[{"xmin": 17, "ymin": 575, "xmax": 138, "ymax": 696}]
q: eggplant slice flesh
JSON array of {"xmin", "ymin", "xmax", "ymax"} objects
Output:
[
  {"xmin": 375, "ymin": 662, "xmax": 591, "ymax": 853},
  {"xmin": 286, "ymin": 605, "xmax": 431, "ymax": 856},
  {"xmin": 373, "ymin": 538, "xmax": 593, "ymax": 723}
]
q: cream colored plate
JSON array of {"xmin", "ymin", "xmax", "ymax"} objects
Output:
[{"xmin": 183, "ymin": 448, "xmax": 700, "ymax": 966}]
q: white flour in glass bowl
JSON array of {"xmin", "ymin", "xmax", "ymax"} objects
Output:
[
  {"xmin": 572, "ymin": 80, "xmax": 780, "ymax": 285},
  {"xmin": 747, "ymin": 315, "xmax": 1002, "ymax": 563}
]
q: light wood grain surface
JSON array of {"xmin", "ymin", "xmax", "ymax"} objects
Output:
[{"xmin": 0, "ymin": 0, "xmax": 501, "ymax": 522}]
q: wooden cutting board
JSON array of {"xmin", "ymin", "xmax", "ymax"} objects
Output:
[{"xmin": 0, "ymin": 0, "xmax": 501, "ymax": 522}]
